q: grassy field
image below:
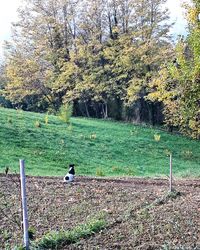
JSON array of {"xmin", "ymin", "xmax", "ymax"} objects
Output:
[{"xmin": 0, "ymin": 107, "xmax": 199, "ymax": 177}]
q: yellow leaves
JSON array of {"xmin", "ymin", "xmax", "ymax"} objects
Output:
[
  {"xmin": 6, "ymin": 69, "xmax": 19, "ymax": 84},
  {"xmin": 45, "ymin": 69, "xmax": 54, "ymax": 82},
  {"xmin": 119, "ymin": 55, "xmax": 132, "ymax": 69},
  {"xmin": 54, "ymin": 60, "xmax": 78, "ymax": 89},
  {"xmin": 4, "ymin": 53, "xmax": 53, "ymax": 104},
  {"xmin": 62, "ymin": 62, "xmax": 78, "ymax": 77},
  {"xmin": 187, "ymin": 7, "xmax": 199, "ymax": 24},
  {"xmin": 127, "ymin": 78, "xmax": 143, "ymax": 103},
  {"xmin": 147, "ymin": 91, "xmax": 161, "ymax": 102},
  {"xmin": 112, "ymin": 26, "xmax": 119, "ymax": 34},
  {"xmin": 147, "ymin": 68, "xmax": 169, "ymax": 102},
  {"xmin": 175, "ymin": 41, "xmax": 187, "ymax": 66},
  {"xmin": 188, "ymin": 119, "xmax": 200, "ymax": 139},
  {"xmin": 6, "ymin": 64, "xmax": 24, "ymax": 93},
  {"xmin": 169, "ymin": 65, "xmax": 180, "ymax": 79},
  {"xmin": 103, "ymin": 46, "xmax": 115, "ymax": 61}
]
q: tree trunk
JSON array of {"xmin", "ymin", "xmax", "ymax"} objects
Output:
[
  {"xmin": 101, "ymin": 102, "xmax": 108, "ymax": 119},
  {"xmin": 104, "ymin": 102, "xmax": 108, "ymax": 119},
  {"xmin": 84, "ymin": 102, "xmax": 90, "ymax": 117}
]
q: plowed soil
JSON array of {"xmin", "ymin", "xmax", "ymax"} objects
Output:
[{"xmin": 0, "ymin": 174, "xmax": 199, "ymax": 249}]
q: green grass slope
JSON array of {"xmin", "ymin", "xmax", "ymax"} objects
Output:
[{"xmin": 0, "ymin": 107, "xmax": 199, "ymax": 177}]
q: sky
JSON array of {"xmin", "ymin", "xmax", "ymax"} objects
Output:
[
  {"xmin": 167, "ymin": 0, "xmax": 189, "ymax": 35},
  {"xmin": 0, "ymin": 0, "xmax": 190, "ymax": 61},
  {"xmin": 0, "ymin": 0, "xmax": 22, "ymax": 60}
]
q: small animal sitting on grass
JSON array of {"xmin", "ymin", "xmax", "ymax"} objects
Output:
[{"xmin": 63, "ymin": 164, "xmax": 75, "ymax": 183}]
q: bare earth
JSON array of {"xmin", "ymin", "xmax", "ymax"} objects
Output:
[{"xmin": 0, "ymin": 174, "xmax": 199, "ymax": 249}]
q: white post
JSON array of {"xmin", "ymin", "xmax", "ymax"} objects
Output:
[
  {"xmin": 169, "ymin": 154, "xmax": 172, "ymax": 192},
  {"xmin": 20, "ymin": 159, "xmax": 29, "ymax": 249}
]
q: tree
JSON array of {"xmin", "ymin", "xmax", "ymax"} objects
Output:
[
  {"xmin": 0, "ymin": 63, "xmax": 12, "ymax": 108},
  {"xmin": 2, "ymin": 0, "xmax": 173, "ymax": 125},
  {"xmin": 125, "ymin": 0, "xmax": 173, "ymax": 123},
  {"xmin": 147, "ymin": 1, "xmax": 200, "ymax": 139},
  {"xmin": 3, "ymin": 0, "xmax": 79, "ymax": 112}
]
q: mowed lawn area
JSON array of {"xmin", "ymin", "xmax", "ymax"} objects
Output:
[{"xmin": 0, "ymin": 107, "xmax": 199, "ymax": 177}]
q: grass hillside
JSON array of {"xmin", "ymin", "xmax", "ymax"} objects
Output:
[{"xmin": 0, "ymin": 107, "xmax": 199, "ymax": 177}]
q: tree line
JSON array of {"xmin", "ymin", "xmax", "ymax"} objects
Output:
[{"xmin": 0, "ymin": 0, "xmax": 199, "ymax": 139}]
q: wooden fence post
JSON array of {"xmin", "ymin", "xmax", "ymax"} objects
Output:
[
  {"xmin": 169, "ymin": 154, "xmax": 172, "ymax": 192},
  {"xmin": 20, "ymin": 159, "xmax": 29, "ymax": 249}
]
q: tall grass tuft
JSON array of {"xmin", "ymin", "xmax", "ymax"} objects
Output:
[
  {"xmin": 154, "ymin": 134, "xmax": 161, "ymax": 142},
  {"xmin": 90, "ymin": 133, "xmax": 97, "ymax": 139},
  {"xmin": 96, "ymin": 168, "xmax": 105, "ymax": 177},
  {"xmin": 35, "ymin": 120, "xmax": 41, "ymax": 128},
  {"xmin": 7, "ymin": 117, "xmax": 12, "ymax": 124},
  {"xmin": 44, "ymin": 113, "xmax": 49, "ymax": 125}
]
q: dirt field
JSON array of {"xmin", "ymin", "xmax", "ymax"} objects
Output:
[{"xmin": 0, "ymin": 174, "xmax": 199, "ymax": 249}]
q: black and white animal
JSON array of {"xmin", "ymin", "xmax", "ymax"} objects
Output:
[{"xmin": 63, "ymin": 164, "xmax": 75, "ymax": 182}]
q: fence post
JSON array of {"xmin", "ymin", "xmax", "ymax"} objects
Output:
[
  {"xmin": 20, "ymin": 159, "xmax": 29, "ymax": 249},
  {"xmin": 169, "ymin": 154, "xmax": 172, "ymax": 192}
]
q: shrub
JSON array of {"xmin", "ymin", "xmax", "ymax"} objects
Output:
[{"xmin": 58, "ymin": 103, "xmax": 73, "ymax": 124}]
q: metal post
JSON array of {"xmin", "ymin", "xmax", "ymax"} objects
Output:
[
  {"xmin": 169, "ymin": 154, "xmax": 172, "ymax": 192},
  {"xmin": 20, "ymin": 159, "xmax": 29, "ymax": 249}
]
